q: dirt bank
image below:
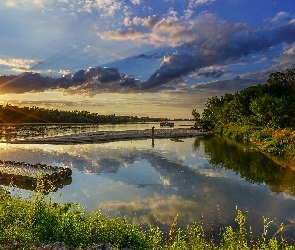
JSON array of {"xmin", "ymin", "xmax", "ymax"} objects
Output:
[{"xmin": 8, "ymin": 128, "xmax": 209, "ymax": 144}]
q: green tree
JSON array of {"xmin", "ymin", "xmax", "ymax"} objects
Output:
[{"xmin": 194, "ymin": 68, "xmax": 295, "ymax": 130}]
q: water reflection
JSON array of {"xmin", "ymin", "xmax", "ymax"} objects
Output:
[
  {"xmin": 0, "ymin": 175, "xmax": 72, "ymax": 193},
  {"xmin": 1, "ymin": 135, "xmax": 295, "ymax": 239},
  {"xmin": 194, "ymin": 135, "xmax": 295, "ymax": 195}
]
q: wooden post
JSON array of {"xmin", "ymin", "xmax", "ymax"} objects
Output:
[{"xmin": 152, "ymin": 126, "xmax": 155, "ymax": 147}]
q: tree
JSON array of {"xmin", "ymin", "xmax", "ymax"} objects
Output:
[
  {"xmin": 192, "ymin": 109, "xmax": 201, "ymax": 127},
  {"xmin": 193, "ymin": 68, "xmax": 295, "ymax": 130}
]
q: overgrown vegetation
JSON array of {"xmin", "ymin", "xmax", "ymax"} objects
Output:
[
  {"xmin": 192, "ymin": 68, "xmax": 295, "ymax": 156},
  {"xmin": 213, "ymin": 125, "xmax": 295, "ymax": 156},
  {"xmin": 1, "ymin": 177, "xmax": 295, "ymax": 249},
  {"xmin": 0, "ymin": 104, "xmax": 169, "ymax": 124}
]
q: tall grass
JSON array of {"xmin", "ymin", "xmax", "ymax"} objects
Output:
[
  {"xmin": 0, "ymin": 176, "xmax": 295, "ymax": 249},
  {"xmin": 215, "ymin": 125, "xmax": 295, "ymax": 157}
]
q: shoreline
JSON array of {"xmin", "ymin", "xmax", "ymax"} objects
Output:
[{"xmin": 7, "ymin": 128, "xmax": 209, "ymax": 144}]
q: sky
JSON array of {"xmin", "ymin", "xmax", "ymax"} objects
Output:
[{"xmin": 0, "ymin": 0, "xmax": 294, "ymax": 119}]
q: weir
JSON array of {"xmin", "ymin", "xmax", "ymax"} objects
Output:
[{"xmin": 0, "ymin": 160, "xmax": 72, "ymax": 183}]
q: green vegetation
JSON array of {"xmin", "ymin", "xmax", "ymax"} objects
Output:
[
  {"xmin": 213, "ymin": 125, "xmax": 295, "ymax": 156},
  {"xmin": 0, "ymin": 105, "xmax": 168, "ymax": 124},
  {"xmin": 193, "ymin": 136, "xmax": 295, "ymax": 194},
  {"xmin": 1, "ymin": 177, "xmax": 295, "ymax": 249},
  {"xmin": 192, "ymin": 68, "xmax": 295, "ymax": 156}
]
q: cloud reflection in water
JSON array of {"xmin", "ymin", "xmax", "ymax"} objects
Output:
[{"xmin": 0, "ymin": 137, "xmax": 295, "ymax": 237}]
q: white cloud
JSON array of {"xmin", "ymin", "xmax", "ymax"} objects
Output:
[
  {"xmin": 130, "ymin": 0, "xmax": 141, "ymax": 4},
  {"xmin": 99, "ymin": 13, "xmax": 248, "ymax": 48},
  {"xmin": 124, "ymin": 16, "xmax": 132, "ymax": 26},
  {"xmin": 98, "ymin": 28, "xmax": 145, "ymax": 41},
  {"xmin": 272, "ymin": 42, "xmax": 295, "ymax": 70},
  {"xmin": 167, "ymin": 8, "xmax": 178, "ymax": 20},
  {"xmin": 183, "ymin": 8, "xmax": 194, "ymax": 19},
  {"xmin": 0, "ymin": 58, "xmax": 40, "ymax": 72},
  {"xmin": 254, "ymin": 57, "xmax": 268, "ymax": 64},
  {"xmin": 99, "ymin": 16, "xmax": 196, "ymax": 47},
  {"xmin": 188, "ymin": 0, "xmax": 215, "ymax": 8},
  {"xmin": 271, "ymin": 11, "xmax": 290, "ymax": 23},
  {"xmin": 141, "ymin": 15, "xmax": 160, "ymax": 28},
  {"xmin": 77, "ymin": 0, "xmax": 123, "ymax": 17},
  {"xmin": 59, "ymin": 69, "xmax": 72, "ymax": 77},
  {"xmin": 148, "ymin": 17, "xmax": 196, "ymax": 46},
  {"xmin": 133, "ymin": 16, "xmax": 143, "ymax": 26},
  {"xmin": 4, "ymin": 0, "xmax": 46, "ymax": 8}
]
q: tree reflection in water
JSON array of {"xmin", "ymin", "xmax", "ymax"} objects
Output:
[{"xmin": 193, "ymin": 135, "xmax": 295, "ymax": 196}]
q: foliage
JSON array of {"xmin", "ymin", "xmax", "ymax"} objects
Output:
[
  {"xmin": 1, "ymin": 178, "xmax": 295, "ymax": 249},
  {"xmin": 212, "ymin": 124, "xmax": 295, "ymax": 156},
  {"xmin": 194, "ymin": 68, "xmax": 295, "ymax": 131}
]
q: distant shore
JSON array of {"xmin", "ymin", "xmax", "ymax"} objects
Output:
[{"xmin": 9, "ymin": 128, "xmax": 209, "ymax": 144}]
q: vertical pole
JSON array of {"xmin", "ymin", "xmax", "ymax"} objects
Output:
[{"xmin": 152, "ymin": 126, "xmax": 155, "ymax": 147}]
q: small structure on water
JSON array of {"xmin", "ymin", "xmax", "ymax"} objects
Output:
[{"xmin": 160, "ymin": 122, "xmax": 174, "ymax": 127}]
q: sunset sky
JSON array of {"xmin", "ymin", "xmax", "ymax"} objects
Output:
[{"xmin": 0, "ymin": 0, "xmax": 294, "ymax": 119}]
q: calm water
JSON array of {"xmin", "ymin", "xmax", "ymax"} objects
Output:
[{"xmin": 1, "ymin": 123, "xmax": 295, "ymax": 239}]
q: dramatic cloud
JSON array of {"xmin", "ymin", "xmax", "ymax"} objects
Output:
[
  {"xmin": 195, "ymin": 70, "xmax": 227, "ymax": 78},
  {"xmin": 0, "ymin": 66, "xmax": 178, "ymax": 96},
  {"xmin": 99, "ymin": 15, "xmax": 196, "ymax": 46},
  {"xmin": 133, "ymin": 14, "xmax": 295, "ymax": 88},
  {"xmin": 1, "ymin": 0, "xmax": 295, "ymax": 118},
  {"xmin": 191, "ymin": 70, "xmax": 271, "ymax": 94},
  {"xmin": 0, "ymin": 72, "xmax": 72, "ymax": 94},
  {"xmin": 141, "ymin": 53, "xmax": 206, "ymax": 89}
]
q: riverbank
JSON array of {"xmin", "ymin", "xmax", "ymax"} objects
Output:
[
  {"xmin": 214, "ymin": 125, "xmax": 295, "ymax": 170},
  {"xmin": 0, "ymin": 184, "xmax": 291, "ymax": 250},
  {"xmin": 8, "ymin": 128, "xmax": 209, "ymax": 144}
]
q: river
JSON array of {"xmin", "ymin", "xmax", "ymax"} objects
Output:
[{"xmin": 0, "ymin": 122, "xmax": 295, "ymax": 240}]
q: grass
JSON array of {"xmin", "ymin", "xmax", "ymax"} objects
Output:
[
  {"xmin": 215, "ymin": 125, "xmax": 295, "ymax": 157},
  {"xmin": 1, "ymin": 175, "xmax": 295, "ymax": 249}
]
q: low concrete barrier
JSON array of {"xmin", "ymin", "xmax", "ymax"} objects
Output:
[{"xmin": 0, "ymin": 160, "xmax": 72, "ymax": 183}]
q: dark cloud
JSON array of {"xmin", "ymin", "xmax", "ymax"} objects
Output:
[
  {"xmin": 0, "ymin": 65, "xmax": 181, "ymax": 95},
  {"xmin": 72, "ymin": 67, "xmax": 121, "ymax": 83},
  {"xmin": 195, "ymin": 70, "xmax": 227, "ymax": 78},
  {"xmin": 139, "ymin": 17, "xmax": 295, "ymax": 88},
  {"xmin": 272, "ymin": 21, "xmax": 295, "ymax": 44},
  {"xmin": 141, "ymin": 53, "xmax": 206, "ymax": 89},
  {"xmin": 131, "ymin": 51, "xmax": 166, "ymax": 60},
  {"xmin": 0, "ymin": 72, "xmax": 72, "ymax": 94},
  {"xmin": 0, "ymin": 67, "xmax": 143, "ymax": 95},
  {"xmin": 191, "ymin": 71, "xmax": 269, "ymax": 93}
]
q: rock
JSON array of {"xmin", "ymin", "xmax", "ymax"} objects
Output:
[{"xmin": 31, "ymin": 242, "xmax": 67, "ymax": 250}]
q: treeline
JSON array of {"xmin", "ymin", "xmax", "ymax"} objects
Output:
[
  {"xmin": 0, "ymin": 105, "xmax": 168, "ymax": 124},
  {"xmin": 193, "ymin": 68, "xmax": 295, "ymax": 130}
]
